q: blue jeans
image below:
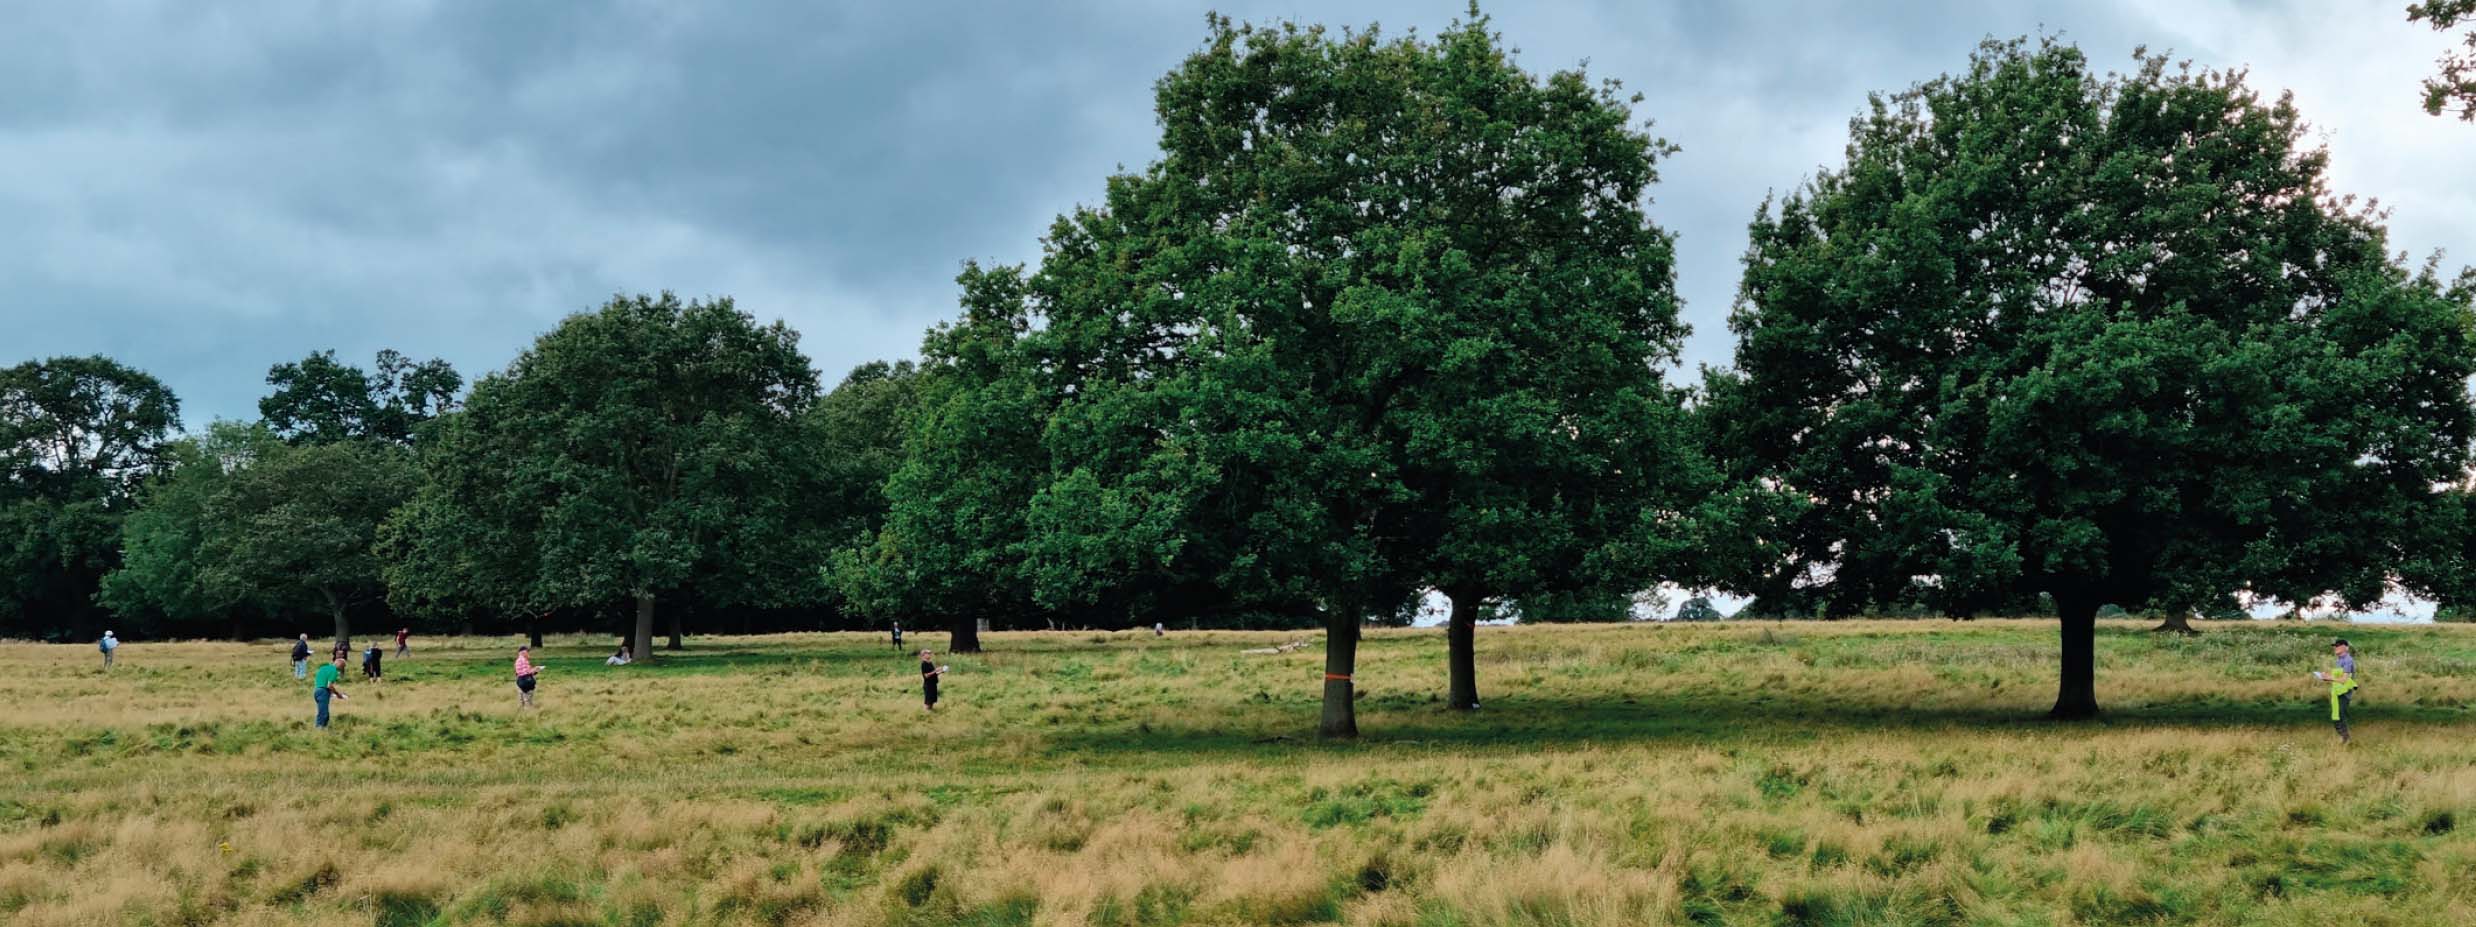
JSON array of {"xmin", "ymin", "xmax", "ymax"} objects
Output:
[
  {"xmin": 314, "ymin": 688, "xmax": 331, "ymax": 728},
  {"xmin": 293, "ymin": 659, "xmax": 307, "ymax": 678}
]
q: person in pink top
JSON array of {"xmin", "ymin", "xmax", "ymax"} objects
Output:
[{"xmin": 514, "ymin": 646, "xmax": 542, "ymax": 708}]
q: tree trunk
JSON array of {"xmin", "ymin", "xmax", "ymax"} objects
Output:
[
  {"xmin": 2151, "ymin": 610, "xmax": 2198, "ymax": 635},
  {"xmin": 2050, "ymin": 590, "xmax": 2101, "ymax": 720},
  {"xmin": 632, "ymin": 591, "xmax": 655, "ymax": 665},
  {"xmin": 527, "ymin": 620, "xmax": 544, "ymax": 649},
  {"xmin": 1319, "ymin": 615, "xmax": 1359, "ymax": 739},
  {"xmin": 949, "ymin": 615, "xmax": 982, "ymax": 654},
  {"xmin": 1446, "ymin": 588, "xmax": 1481, "ymax": 711},
  {"xmin": 326, "ymin": 589, "xmax": 351, "ymax": 652},
  {"xmin": 666, "ymin": 609, "xmax": 683, "ymax": 651}
]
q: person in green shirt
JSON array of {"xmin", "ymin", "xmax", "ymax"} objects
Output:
[{"xmin": 312, "ymin": 654, "xmax": 349, "ymax": 730}]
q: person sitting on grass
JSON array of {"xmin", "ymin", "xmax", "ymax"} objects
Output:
[
  {"xmin": 313, "ymin": 653, "xmax": 348, "ymax": 731},
  {"xmin": 606, "ymin": 642, "xmax": 632, "ymax": 666},
  {"xmin": 515, "ymin": 645, "xmax": 541, "ymax": 708},
  {"xmin": 920, "ymin": 649, "xmax": 946, "ymax": 712},
  {"xmin": 2311, "ymin": 637, "xmax": 2361, "ymax": 744}
]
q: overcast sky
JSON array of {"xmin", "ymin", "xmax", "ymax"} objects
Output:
[{"xmin": 5, "ymin": 1, "xmax": 2470, "ymax": 426}]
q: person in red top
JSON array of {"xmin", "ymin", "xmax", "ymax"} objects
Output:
[{"xmin": 394, "ymin": 627, "xmax": 410, "ymax": 658}]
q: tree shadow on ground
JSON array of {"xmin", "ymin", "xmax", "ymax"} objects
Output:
[{"xmin": 1033, "ymin": 687, "xmax": 2472, "ymax": 763}]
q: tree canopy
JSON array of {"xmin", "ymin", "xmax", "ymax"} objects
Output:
[
  {"xmin": 2412, "ymin": 1, "xmax": 2476, "ymax": 120},
  {"xmin": 0, "ymin": 356, "xmax": 182, "ymax": 640},
  {"xmin": 1704, "ymin": 39, "xmax": 2476, "ymax": 717},
  {"xmin": 389, "ymin": 293, "xmax": 827, "ymax": 661},
  {"xmin": 972, "ymin": 11, "xmax": 1713, "ymax": 732},
  {"xmin": 260, "ymin": 349, "xmax": 461, "ymax": 446}
]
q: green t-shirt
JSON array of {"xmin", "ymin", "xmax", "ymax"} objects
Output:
[{"xmin": 314, "ymin": 664, "xmax": 339, "ymax": 690}]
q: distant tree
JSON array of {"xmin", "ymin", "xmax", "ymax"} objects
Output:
[
  {"xmin": 192, "ymin": 439, "xmax": 414, "ymax": 645},
  {"xmin": 2412, "ymin": 1, "xmax": 2476, "ymax": 120},
  {"xmin": 378, "ymin": 409, "xmax": 554, "ymax": 646},
  {"xmin": 1674, "ymin": 596, "xmax": 1724, "ymax": 622},
  {"xmin": 100, "ymin": 423, "xmax": 281, "ymax": 636},
  {"xmin": 833, "ymin": 267, "xmax": 1046, "ymax": 653},
  {"xmin": 390, "ymin": 294, "xmax": 822, "ymax": 662},
  {"xmin": 0, "ymin": 356, "xmax": 181, "ymax": 639},
  {"xmin": 1704, "ymin": 40, "xmax": 2476, "ymax": 719},
  {"xmin": 805, "ymin": 361, "xmax": 922, "ymax": 562},
  {"xmin": 261, "ymin": 349, "xmax": 461, "ymax": 445},
  {"xmin": 1487, "ymin": 589, "xmax": 1638, "ymax": 623}
]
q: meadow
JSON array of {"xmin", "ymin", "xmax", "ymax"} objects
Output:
[{"xmin": 3, "ymin": 620, "xmax": 2472, "ymax": 927}]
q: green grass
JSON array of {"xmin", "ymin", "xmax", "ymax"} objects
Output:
[{"xmin": 2, "ymin": 619, "xmax": 2471, "ymax": 925}]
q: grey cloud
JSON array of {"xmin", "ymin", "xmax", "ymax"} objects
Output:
[{"xmin": 2, "ymin": 1, "xmax": 2467, "ymax": 426}]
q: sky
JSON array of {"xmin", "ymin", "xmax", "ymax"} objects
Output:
[{"xmin": 4, "ymin": 1, "xmax": 2471, "ymax": 434}]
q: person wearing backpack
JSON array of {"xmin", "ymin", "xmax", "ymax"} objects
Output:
[
  {"xmin": 98, "ymin": 631, "xmax": 118, "ymax": 670},
  {"xmin": 290, "ymin": 634, "xmax": 312, "ymax": 678},
  {"xmin": 2311, "ymin": 638, "xmax": 2361, "ymax": 744}
]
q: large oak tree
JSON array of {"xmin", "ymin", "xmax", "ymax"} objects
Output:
[
  {"xmin": 1014, "ymin": 13, "xmax": 1707, "ymax": 732},
  {"xmin": 1705, "ymin": 40, "xmax": 2476, "ymax": 718}
]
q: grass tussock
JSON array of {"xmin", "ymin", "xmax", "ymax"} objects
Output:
[{"xmin": 2, "ymin": 619, "xmax": 2472, "ymax": 925}]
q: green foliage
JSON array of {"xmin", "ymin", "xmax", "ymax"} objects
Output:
[
  {"xmin": 806, "ymin": 360, "xmax": 921, "ymax": 555},
  {"xmin": 105, "ymin": 424, "xmax": 413, "ymax": 642},
  {"xmin": 385, "ymin": 293, "xmax": 828, "ymax": 657},
  {"xmin": 2411, "ymin": 1, "xmax": 2476, "ymax": 120},
  {"xmin": 203, "ymin": 438, "xmax": 415, "ymax": 640},
  {"xmin": 0, "ymin": 356, "xmax": 182, "ymax": 639},
  {"xmin": 259, "ymin": 349, "xmax": 460, "ymax": 446},
  {"xmin": 833, "ymin": 265, "xmax": 1050, "ymax": 644},
  {"xmin": 99, "ymin": 423, "xmax": 278, "ymax": 632},
  {"xmin": 1023, "ymin": 12, "xmax": 1712, "ymax": 615},
  {"xmin": 1704, "ymin": 39, "xmax": 2476, "ymax": 709}
]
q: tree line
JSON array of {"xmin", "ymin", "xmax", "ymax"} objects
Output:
[{"xmin": 8, "ymin": 16, "xmax": 2476, "ymax": 736}]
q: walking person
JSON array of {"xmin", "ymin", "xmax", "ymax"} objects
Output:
[
  {"xmin": 290, "ymin": 634, "xmax": 312, "ymax": 679},
  {"xmin": 891, "ymin": 621, "xmax": 903, "ymax": 652},
  {"xmin": 919, "ymin": 649, "xmax": 946, "ymax": 712},
  {"xmin": 2312, "ymin": 638, "xmax": 2361, "ymax": 743},
  {"xmin": 514, "ymin": 646, "xmax": 542, "ymax": 708},
  {"xmin": 394, "ymin": 627, "xmax": 410, "ymax": 658},
  {"xmin": 99, "ymin": 630, "xmax": 118, "ymax": 670},
  {"xmin": 362, "ymin": 642, "xmax": 383, "ymax": 682},
  {"xmin": 312, "ymin": 653, "xmax": 348, "ymax": 730}
]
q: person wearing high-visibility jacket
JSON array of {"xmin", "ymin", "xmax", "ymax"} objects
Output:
[{"xmin": 2311, "ymin": 638, "xmax": 2359, "ymax": 744}]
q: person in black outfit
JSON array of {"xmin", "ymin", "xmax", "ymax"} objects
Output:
[
  {"xmin": 891, "ymin": 621, "xmax": 903, "ymax": 651},
  {"xmin": 362, "ymin": 643, "xmax": 383, "ymax": 682},
  {"xmin": 919, "ymin": 649, "xmax": 944, "ymax": 712}
]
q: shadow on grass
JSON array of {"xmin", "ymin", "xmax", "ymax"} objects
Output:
[{"xmin": 1033, "ymin": 688, "xmax": 2472, "ymax": 762}]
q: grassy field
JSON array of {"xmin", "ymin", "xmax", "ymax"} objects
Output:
[{"xmin": 4, "ymin": 620, "xmax": 2473, "ymax": 927}]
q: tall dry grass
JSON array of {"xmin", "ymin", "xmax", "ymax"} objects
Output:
[{"xmin": 2, "ymin": 620, "xmax": 2470, "ymax": 925}]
